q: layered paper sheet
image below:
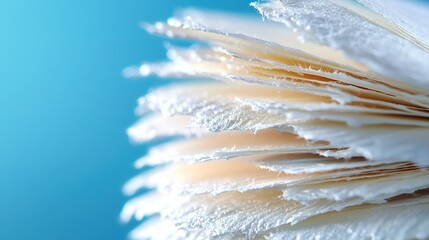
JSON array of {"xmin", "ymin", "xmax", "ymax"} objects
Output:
[{"xmin": 122, "ymin": 0, "xmax": 429, "ymax": 239}]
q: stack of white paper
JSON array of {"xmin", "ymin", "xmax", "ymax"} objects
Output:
[{"xmin": 122, "ymin": 0, "xmax": 429, "ymax": 239}]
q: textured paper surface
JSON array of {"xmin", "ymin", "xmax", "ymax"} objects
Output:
[{"xmin": 122, "ymin": 0, "xmax": 429, "ymax": 239}]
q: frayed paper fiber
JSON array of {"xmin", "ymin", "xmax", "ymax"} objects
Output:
[{"xmin": 122, "ymin": 1, "xmax": 429, "ymax": 239}]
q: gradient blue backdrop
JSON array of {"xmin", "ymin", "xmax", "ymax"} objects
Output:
[
  {"xmin": 0, "ymin": 1, "xmax": 252, "ymax": 239},
  {"xmin": 3, "ymin": 1, "xmax": 429, "ymax": 240}
]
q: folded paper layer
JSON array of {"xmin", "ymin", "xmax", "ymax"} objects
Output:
[{"xmin": 123, "ymin": 1, "xmax": 429, "ymax": 239}]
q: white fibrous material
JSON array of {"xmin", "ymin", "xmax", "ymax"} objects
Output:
[{"xmin": 122, "ymin": 0, "xmax": 429, "ymax": 239}]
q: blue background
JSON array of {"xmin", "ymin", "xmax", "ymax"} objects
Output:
[
  {"xmin": 0, "ymin": 1, "xmax": 252, "ymax": 239},
  {"xmin": 2, "ymin": 1, "xmax": 428, "ymax": 240}
]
